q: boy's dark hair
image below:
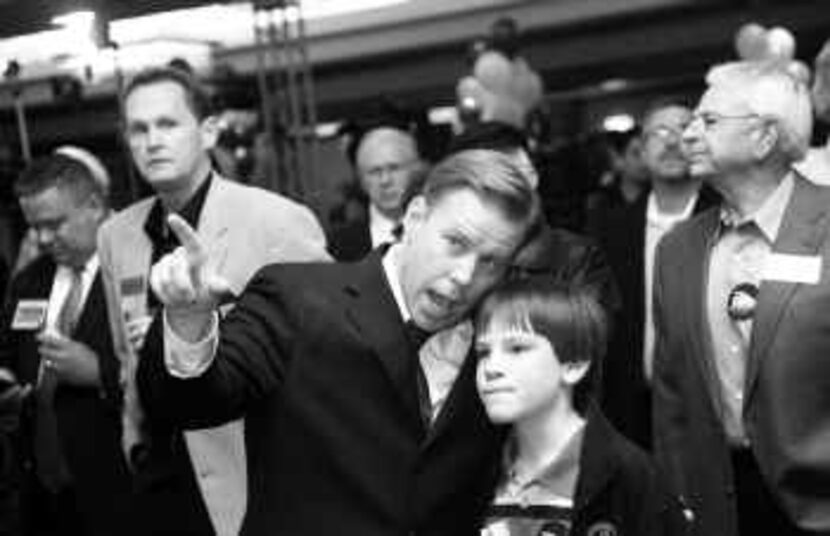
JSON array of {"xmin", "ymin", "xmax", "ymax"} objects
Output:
[{"xmin": 475, "ymin": 277, "xmax": 608, "ymax": 413}]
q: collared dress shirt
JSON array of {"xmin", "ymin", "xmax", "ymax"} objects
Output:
[
  {"xmin": 481, "ymin": 425, "xmax": 585, "ymax": 536},
  {"xmin": 705, "ymin": 173, "xmax": 793, "ymax": 446},
  {"xmin": 368, "ymin": 204, "xmax": 399, "ymax": 248}
]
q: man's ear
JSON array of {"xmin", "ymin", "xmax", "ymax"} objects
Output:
[
  {"xmin": 200, "ymin": 115, "xmax": 221, "ymax": 150},
  {"xmin": 562, "ymin": 361, "xmax": 590, "ymax": 386},
  {"xmin": 401, "ymin": 195, "xmax": 428, "ymax": 241},
  {"xmin": 753, "ymin": 120, "xmax": 779, "ymax": 161}
]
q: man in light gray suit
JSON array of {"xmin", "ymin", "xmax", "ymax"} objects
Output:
[{"xmin": 98, "ymin": 66, "xmax": 328, "ymax": 536}]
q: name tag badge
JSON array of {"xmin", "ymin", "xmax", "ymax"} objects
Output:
[
  {"xmin": 11, "ymin": 299, "xmax": 48, "ymax": 331},
  {"xmin": 120, "ymin": 276, "xmax": 146, "ymax": 297},
  {"xmin": 762, "ymin": 253, "xmax": 822, "ymax": 284},
  {"xmin": 119, "ymin": 276, "xmax": 148, "ymax": 322}
]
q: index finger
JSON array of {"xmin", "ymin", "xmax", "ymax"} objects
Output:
[
  {"xmin": 37, "ymin": 331, "xmax": 69, "ymax": 346},
  {"xmin": 167, "ymin": 214, "xmax": 205, "ymax": 262}
]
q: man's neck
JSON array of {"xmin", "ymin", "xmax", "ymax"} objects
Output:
[
  {"xmin": 156, "ymin": 164, "xmax": 212, "ymax": 213},
  {"xmin": 371, "ymin": 203, "xmax": 402, "ymax": 223},
  {"xmin": 714, "ymin": 164, "xmax": 788, "ymax": 218},
  {"xmin": 651, "ymin": 177, "xmax": 700, "ymax": 215}
]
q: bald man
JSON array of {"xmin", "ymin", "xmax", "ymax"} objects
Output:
[{"xmin": 328, "ymin": 126, "xmax": 427, "ymax": 261}]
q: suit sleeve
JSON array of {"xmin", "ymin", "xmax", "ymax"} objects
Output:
[
  {"xmin": 0, "ymin": 271, "xmax": 26, "ymax": 377},
  {"xmin": 651, "ymin": 238, "xmax": 690, "ymax": 503},
  {"xmin": 137, "ymin": 265, "xmax": 296, "ymax": 429}
]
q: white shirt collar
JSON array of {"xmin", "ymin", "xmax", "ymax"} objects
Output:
[
  {"xmin": 646, "ymin": 190, "xmax": 698, "ymax": 229},
  {"xmin": 369, "ymin": 204, "xmax": 399, "ymax": 248},
  {"xmin": 381, "ymin": 244, "xmax": 411, "ymax": 322}
]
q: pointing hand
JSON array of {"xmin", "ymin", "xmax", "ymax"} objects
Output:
[{"xmin": 150, "ymin": 214, "xmax": 232, "ymax": 311}]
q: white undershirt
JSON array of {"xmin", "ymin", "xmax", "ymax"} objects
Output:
[{"xmin": 643, "ymin": 191, "xmax": 697, "ymax": 382}]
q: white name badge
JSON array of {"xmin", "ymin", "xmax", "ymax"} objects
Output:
[
  {"xmin": 11, "ymin": 299, "xmax": 48, "ymax": 330},
  {"xmin": 762, "ymin": 253, "xmax": 822, "ymax": 284}
]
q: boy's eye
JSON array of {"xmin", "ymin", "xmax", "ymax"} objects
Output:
[
  {"xmin": 475, "ymin": 345, "xmax": 490, "ymax": 359},
  {"xmin": 506, "ymin": 342, "xmax": 529, "ymax": 354}
]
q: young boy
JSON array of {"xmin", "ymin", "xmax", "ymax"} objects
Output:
[{"xmin": 475, "ymin": 278, "xmax": 685, "ymax": 536}]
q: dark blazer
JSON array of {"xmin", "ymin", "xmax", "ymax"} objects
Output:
[
  {"xmin": 327, "ymin": 217, "xmax": 373, "ymax": 261},
  {"xmin": 572, "ymin": 408, "xmax": 685, "ymax": 536},
  {"xmin": 0, "ymin": 255, "xmax": 132, "ymax": 536},
  {"xmin": 599, "ymin": 187, "xmax": 717, "ymax": 449},
  {"xmin": 652, "ymin": 175, "xmax": 830, "ymax": 535},
  {"xmin": 139, "ymin": 251, "xmax": 504, "ymax": 536}
]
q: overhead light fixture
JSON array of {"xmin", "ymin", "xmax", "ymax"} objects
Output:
[
  {"xmin": 52, "ymin": 10, "xmax": 96, "ymax": 30},
  {"xmin": 598, "ymin": 78, "xmax": 628, "ymax": 93},
  {"xmin": 602, "ymin": 113, "xmax": 635, "ymax": 133}
]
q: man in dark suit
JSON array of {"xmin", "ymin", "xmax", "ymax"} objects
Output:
[
  {"xmin": 139, "ymin": 149, "xmax": 540, "ymax": 535},
  {"xmin": 653, "ymin": 61, "xmax": 828, "ymax": 536},
  {"xmin": 0, "ymin": 153, "xmax": 133, "ymax": 536},
  {"xmin": 599, "ymin": 99, "xmax": 717, "ymax": 449}
]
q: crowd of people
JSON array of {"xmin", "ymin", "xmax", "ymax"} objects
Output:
[{"xmin": 0, "ymin": 23, "xmax": 828, "ymax": 536}]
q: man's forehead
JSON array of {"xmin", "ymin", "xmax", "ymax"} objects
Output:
[
  {"xmin": 697, "ymin": 85, "xmax": 751, "ymax": 113},
  {"xmin": 125, "ymin": 81, "xmax": 192, "ymax": 118},
  {"xmin": 357, "ymin": 128, "xmax": 417, "ymax": 160},
  {"xmin": 645, "ymin": 105, "xmax": 692, "ymax": 129},
  {"xmin": 429, "ymin": 190, "xmax": 525, "ymax": 244}
]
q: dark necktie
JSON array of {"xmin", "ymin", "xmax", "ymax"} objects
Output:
[
  {"xmin": 57, "ymin": 268, "xmax": 84, "ymax": 336},
  {"xmin": 405, "ymin": 320, "xmax": 433, "ymax": 429},
  {"xmin": 34, "ymin": 267, "xmax": 83, "ymax": 491}
]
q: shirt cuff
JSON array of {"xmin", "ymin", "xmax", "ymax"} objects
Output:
[{"xmin": 163, "ymin": 309, "xmax": 219, "ymax": 378}]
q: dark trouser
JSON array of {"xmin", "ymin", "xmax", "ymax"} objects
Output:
[
  {"xmin": 21, "ymin": 482, "xmax": 84, "ymax": 536},
  {"xmin": 731, "ymin": 448, "xmax": 817, "ymax": 536},
  {"xmin": 131, "ymin": 432, "xmax": 216, "ymax": 536}
]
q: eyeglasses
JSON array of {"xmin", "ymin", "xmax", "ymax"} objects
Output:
[{"xmin": 690, "ymin": 112, "xmax": 761, "ymax": 130}]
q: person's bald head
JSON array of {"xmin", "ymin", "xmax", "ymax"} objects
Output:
[{"xmin": 355, "ymin": 126, "xmax": 425, "ymax": 219}]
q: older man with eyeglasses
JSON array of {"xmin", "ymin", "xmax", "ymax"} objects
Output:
[{"xmin": 652, "ymin": 61, "xmax": 828, "ymax": 536}]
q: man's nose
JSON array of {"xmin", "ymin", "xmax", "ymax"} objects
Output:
[
  {"xmin": 35, "ymin": 227, "xmax": 55, "ymax": 248},
  {"xmin": 450, "ymin": 254, "xmax": 477, "ymax": 286},
  {"xmin": 682, "ymin": 117, "xmax": 702, "ymax": 143},
  {"xmin": 145, "ymin": 126, "xmax": 164, "ymax": 148}
]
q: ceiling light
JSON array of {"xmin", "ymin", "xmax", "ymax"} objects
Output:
[{"xmin": 602, "ymin": 113, "xmax": 635, "ymax": 132}]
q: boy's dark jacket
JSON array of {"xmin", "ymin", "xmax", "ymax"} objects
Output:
[{"xmin": 487, "ymin": 405, "xmax": 688, "ymax": 536}]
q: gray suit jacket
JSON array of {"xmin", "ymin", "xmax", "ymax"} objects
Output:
[
  {"xmin": 98, "ymin": 176, "xmax": 329, "ymax": 536},
  {"xmin": 653, "ymin": 174, "xmax": 830, "ymax": 535}
]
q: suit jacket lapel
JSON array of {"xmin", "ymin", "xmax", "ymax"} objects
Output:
[
  {"xmin": 343, "ymin": 251, "xmax": 424, "ymax": 433},
  {"xmin": 630, "ymin": 197, "xmax": 647, "ymax": 325},
  {"xmin": 685, "ymin": 209, "xmax": 726, "ymax": 416},
  {"xmin": 746, "ymin": 177, "xmax": 829, "ymax": 402},
  {"xmin": 197, "ymin": 177, "xmax": 231, "ymax": 275}
]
